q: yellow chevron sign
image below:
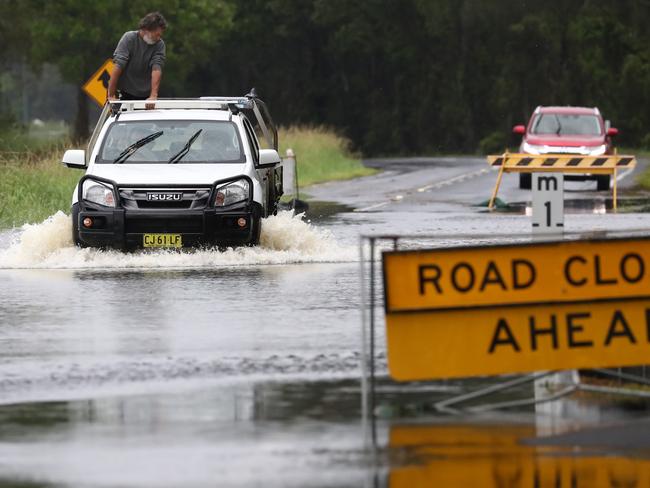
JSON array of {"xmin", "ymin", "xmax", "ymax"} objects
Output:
[
  {"xmin": 82, "ymin": 59, "xmax": 114, "ymax": 107},
  {"xmin": 487, "ymin": 153, "xmax": 636, "ymax": 172}
]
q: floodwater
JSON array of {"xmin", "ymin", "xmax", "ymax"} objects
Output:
[
  {"xmin": 2, "ymin": 178, "xmax": 650, "ymax": 486},
  {"xmin": 0, "ymin": 211, "xmax": 371, "ymax": 487}
]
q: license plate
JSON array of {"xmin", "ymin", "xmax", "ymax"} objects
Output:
[{"xmin": 143, "ymin": 234, "xmax": 182, "ymax": 248}]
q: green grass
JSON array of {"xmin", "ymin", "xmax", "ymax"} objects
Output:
[
  {"xmin": 635, "ymin": 149, "xmax": 650, "ymax": 189},
  {"xmin": 0, "ymin": 122, "xmax": 68, "ymax": 153},
  {"xmin": 278, "ymin": 126, "xmax": 375, "ymax": 187},
  {"xmin": 0, "ymin": 124, "xmax": 80, "ymax": 227},
  {"xmin": 0, "ymin": 125, "xmax": 374, "ymax": 228},
  {"xmin": 638, "ymin": 173, "xmax": 650, "ymax": 189},
  {"xmin": 0, "ymin": 153, "xmax": 80, "ymax": 228}
]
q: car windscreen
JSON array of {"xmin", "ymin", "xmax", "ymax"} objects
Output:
[
  {"xmin": 96, "ymin": 120, "xmax": 245, "ymax": 164},
  {"xmin": 530, "ymin": 114, "xmax": 602, "ymax": 136}
]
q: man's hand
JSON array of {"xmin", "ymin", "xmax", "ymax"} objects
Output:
[
  {"xmin": 107, "ymin": 65, "xmax": 122, "ymax": 104},
  {"xmin": 145, "ymin": 97, "xmax": 157, "ymax": 110},
  {"xmin": 148, "ymin": 69, "xmax": 162, "ymax": 110}
]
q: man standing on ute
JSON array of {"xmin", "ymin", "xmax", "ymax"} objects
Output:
[{"xmin": 107, "ymin": 12, "xmax": 167, "ymax": 105}]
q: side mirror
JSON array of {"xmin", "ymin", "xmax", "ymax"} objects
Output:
[
  {"xmin": 512, "ymin": 125, "xmax": 526, "ymax": 135},
  {"xmin": 607, "ymin": 127, "xmax": 619, "ymax": 137},
  {"xmin": 258, "ymin": 149, "xmax": 281, "ymax": 167},
  {"xmin": 62, "ymin": 149, "xmax": 87, "ymax": 169}
]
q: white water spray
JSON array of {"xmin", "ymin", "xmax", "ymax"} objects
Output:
[{"xmin": 0, "ymin": 211, "xmax": 356, "ymax": 269}]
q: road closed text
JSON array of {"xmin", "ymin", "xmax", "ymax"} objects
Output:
[{"xmin": 383, "ymin": 238, "xmax": 650, "ymax": 312}]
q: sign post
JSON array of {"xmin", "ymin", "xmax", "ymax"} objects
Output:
[{"xmin": 532, "ymin": 173, "xmax": 564, "ymax": 233}]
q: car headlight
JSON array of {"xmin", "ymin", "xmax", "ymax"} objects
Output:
[
  {"xmin": 521, "ymin": 141, "xmax": 544, "ymax": 154},
  {"xmin": 214, "ymin": 179, "xmax": 249, "ymax": 207},
  {"xmin": 587, "ymin": 144, "xmax": 607, "ymax": 156},
  {"xmin": 82, "ymin": 180, "xmax": 116, "ymax": 207}
]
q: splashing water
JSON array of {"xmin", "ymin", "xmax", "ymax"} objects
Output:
[{"xmin": 0, "ymin": 211, "xmax": 356, "ymax": 269}]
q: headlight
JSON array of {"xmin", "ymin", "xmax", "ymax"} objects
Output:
[
  {"xmin": 521, "ymin": 141, "xmax": 544, "ymax": 154},
  {"xmin": 587, "ymin": 144, "xmax": 607, "ymax": 156},
  {"xmin": 214, "ymin": 179, "xmax": 249, "ymax": 207},
  {"xmin": 82, "ymin": 180, "xmax": 116, "ymax": 207}
]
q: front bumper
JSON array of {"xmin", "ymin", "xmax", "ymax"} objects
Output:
[{"xmin": 75, "ymin": 175, "xmax": 259, "ymax": 249}]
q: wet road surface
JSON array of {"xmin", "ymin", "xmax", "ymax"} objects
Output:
[{"xmin": 1, "ymin": 156, "xmax": 650, "ymax": 486}]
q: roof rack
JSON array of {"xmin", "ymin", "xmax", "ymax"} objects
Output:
[
  {"xmin": 108, "ymin": 98, "xmax": 253, "ymax": 112},
  {"xmin": 98, "ymin": 89, "xmax": 278, "ymax": 151}
]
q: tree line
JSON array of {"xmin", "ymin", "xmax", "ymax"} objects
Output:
[{"xmin": 2, "ymin": 0, "xmax": 650, "ymax": 155}]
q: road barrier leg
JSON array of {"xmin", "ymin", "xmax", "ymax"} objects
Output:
[
  {"xmin": 613, "ymin": 168, "xmax": 618, "ymax": 212},
  {"xmin": 488, "ymin": 163, "xmax": 506, "ymax": 210}
]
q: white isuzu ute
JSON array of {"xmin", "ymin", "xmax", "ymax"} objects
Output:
[{"xmin": 61, "ymin": 93, "xmax": 283, "ymax": 249}]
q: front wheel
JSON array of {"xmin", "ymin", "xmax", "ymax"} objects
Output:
[
  {"xmin": 249, "ymin": 216, "xmax": 261, "ymax": 246},
  {"xmin": 248, "ymin": 202, "xmax": 263, "ymax": 246},
  {"xmin": 70, "ymin": 203, "xmax": 86, "ymax": 248}
]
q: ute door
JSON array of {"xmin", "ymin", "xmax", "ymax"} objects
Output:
[{"xmin": 242, "ymin": 117, "xmax": 270, "ymax": 215}]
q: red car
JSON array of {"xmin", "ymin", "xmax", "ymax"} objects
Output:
[{"xmin": 512, "ymin": 106, "xmax": 618, "ymax": 190}]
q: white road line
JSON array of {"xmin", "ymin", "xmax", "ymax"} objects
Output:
[
  {"xmin": 354, "ymin": 201, "xmax": 390, "ymax": 212},
  {"xmin": 417, "ymin": 168, "xmax": 490, "ymax": 193},
  {"xmin": 616, "ymin": 167, "xmax": 634, "ymax": 182},
  {"xmin": 354, "ymin": 167, "xmax": 490, "ymax": 212}
]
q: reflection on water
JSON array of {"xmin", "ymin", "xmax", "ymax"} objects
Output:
[
  {"xmin": 3, "ymin": 382, "xmax": 650, "ymax": 488},
  {"xmin": 388, "ymin": 423, "xmax": 650, "ymax": 487},
  {"xmin": 0, "ymin": 379, "xmax": 369, "ymax": 488}
]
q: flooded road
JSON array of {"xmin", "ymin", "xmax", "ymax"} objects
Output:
[{"xmin": 1, "ymin": 156, "xmax": 650, "ymax": 486}]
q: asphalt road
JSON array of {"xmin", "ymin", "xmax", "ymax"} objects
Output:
[
  {"xmin": 304, "ymin": 155, "xmax": 650, "ymax": 254},
  {"xmin": 309, "ymin": 155, "xmax": 650, "ymax": 214}
]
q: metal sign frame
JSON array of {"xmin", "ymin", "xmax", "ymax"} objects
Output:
[{"xmin": 360, "ymin": 231, "xmax": 650, "ymax": 450}]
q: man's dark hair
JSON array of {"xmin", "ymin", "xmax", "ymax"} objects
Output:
[{"xmin": 139, "ymin": 12, "xmax": 167, "ymax": 31}]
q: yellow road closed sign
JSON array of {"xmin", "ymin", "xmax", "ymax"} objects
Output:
[
  {"xmin": 82, "ymin": 59, "xmax": 114, "ymax": 107},
  {"xmin": 383, "ymin": 237, "xmax": 650, "ymax": 380}
]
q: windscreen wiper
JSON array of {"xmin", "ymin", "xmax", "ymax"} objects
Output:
[
  {"xmin": 554, "ymin": 115, "xmax": 563, "ymax": 135},
  {"xmin": 167, "ymin": 129, "xmax": 203, "ymax": 164},
  {"xmin": 112, "ymin": 131, "xmax": 163, "ymax": 164}
]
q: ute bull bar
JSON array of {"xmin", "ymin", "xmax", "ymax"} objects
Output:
[{"xmin": 76, "ymin": 174, "xmax": 258, "ymax": 249}]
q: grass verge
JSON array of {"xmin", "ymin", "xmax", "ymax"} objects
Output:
[
  {"xmin": 278, "ymin": 126, "xmax": 375, "ymax": 187},
  {"xmin": 601, "ymin": 147, "xmax": 650, "ymax": 190},
  {"xmin": 0, "ymin": 149, "xmax": 80, "ymax": 228},
  {"xmin": 0, "ymin": 126, "xmax": 374, "ymax": 228},
  {"xmin": 637, "ymin": 171, "xmax": 650, "ymax": 190},
  {"xmin": 626, "ymin": 149, "xmax": 650, "ymax": 190}
]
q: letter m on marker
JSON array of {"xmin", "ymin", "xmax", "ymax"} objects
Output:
[{"xmin": 537, "ymin": 176, "xmax": 558, "ymax": 191}]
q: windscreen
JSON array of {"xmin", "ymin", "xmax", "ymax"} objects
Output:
[
  {"xmin": 97, "ymin": 120, "xmax": 244, "ymax": 164},
  {"xmin": 531, "ymin": 114, "xmax": 602, "ymax": 136}
]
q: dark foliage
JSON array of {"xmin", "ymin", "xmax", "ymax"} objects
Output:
[{"xmin": 5, "ymin": 0, "xmax": 650, "ymax": 154}]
